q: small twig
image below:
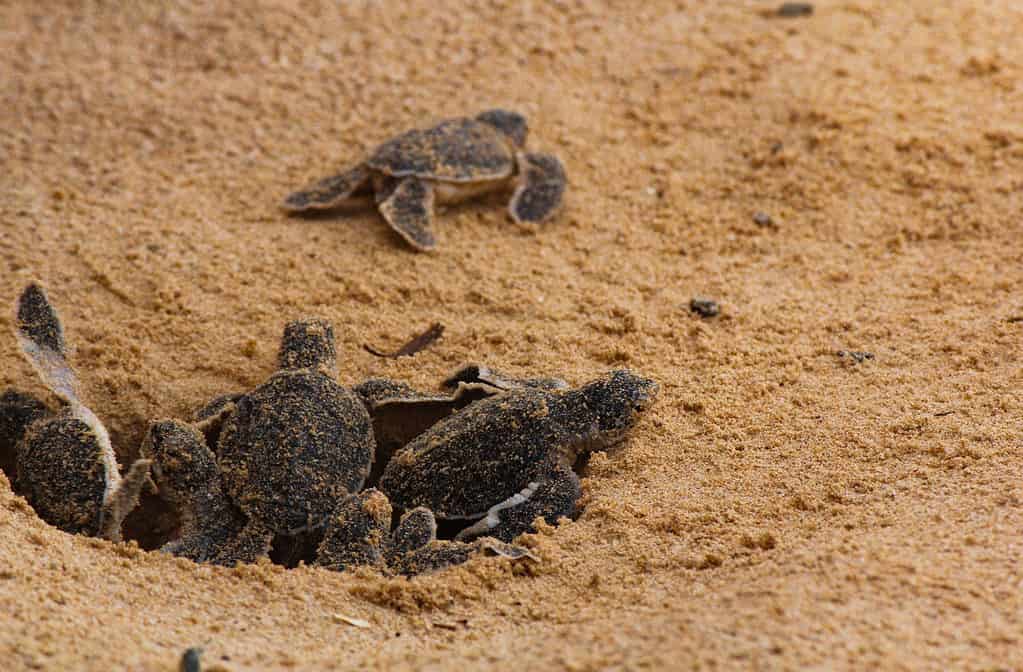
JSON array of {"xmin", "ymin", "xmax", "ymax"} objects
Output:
[{"xmin": 364, "ymin": 323, "xmax": 444, "ymax": 358}]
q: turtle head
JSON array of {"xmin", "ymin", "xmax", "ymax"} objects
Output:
[
  {"xmin": 278, "ymin": 318, "xmax": 338, "ymax": 376},
  {"xmin": 141, "ymin": 420, "xmax": 219, "ymax": 503},
  {"xmin": 578, "ymin": 370, "xmax": 659, "ymax": 448},
  {"xmin": 476, "ymin": 109, "xmax": 528, "ymax": 149}
]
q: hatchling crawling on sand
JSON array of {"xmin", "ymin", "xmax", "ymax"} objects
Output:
[
  {"xmin": 282, "ymin": 109, "xmax": 567, "ymax": 251},
  {"xmin": 143, "ymin": 318, "xmax": 376, "ymax": 565},
  {"xmin": 1, "ymin": 284, "xmax": 151, "ymax": 540},
  {"xmin": 374, "ymin": 367, "xmax": 660, "ymax": 544}
]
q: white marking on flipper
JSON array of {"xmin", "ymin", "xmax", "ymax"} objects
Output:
[
  {"xmin": 455, "ymin": 481, "xmax": 540, "ymax": 541},
  {"xmin": 14, "ymin": 334, "xmax": 80, "ymax": 404}
]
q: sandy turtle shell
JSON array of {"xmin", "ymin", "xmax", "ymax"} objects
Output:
[
  {"xmin": 367, "ymin": 117, "xmax": 515, "ymax": 183},
  {"xmin": 216, "ymin": 320, "xmax": 375, "ymax": 535}
]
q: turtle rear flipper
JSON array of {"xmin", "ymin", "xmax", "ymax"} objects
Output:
[
  {"xmin": 455, "ymin": 463, "xmax": 581, "ymax": 543},
  {"xmin": 377, "ymin": 176, "xmax": 437, "ymax": 251},
  {"xmin": 509, "ymin": 152, "xmax": 566, "ymax": 225},
  {"xmin": 98, "ymin": 458, "xmax": 152, "ymax": 542},
  {"xmin": 281, "ymin": 164, "xmax": 373, "ymax": 212}
]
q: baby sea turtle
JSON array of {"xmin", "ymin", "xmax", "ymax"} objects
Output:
[
  {"xmin": 217, "ymin": 318, "xmax": 375, "ymax": 535},
  {"xmin": 7, "ymin": 283, "xmax": 151, "ymax": 540},
  {"xmin": 354, "ymin": 364, "xmax": 569, "ymax": 486},
  {"xmin": 143, "ymin": 318, "xmax": 375, "ymax": 565},
  {"xmin": 281, "ymin": 109, "xmax": 567, "ymax": 251},
  {"xmin": 140, "ymin": 419, "xmax": 268, "ymax": 565},
  {"xmin": 378, "ymin": 369, "xmax": 659, "ymax": 543}
]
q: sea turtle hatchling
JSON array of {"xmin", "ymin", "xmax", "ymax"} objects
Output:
[
  {"xmin": 353, "ymin": 364, "xmax": 569, "ymax": 485},
  {"xmin": 142, "ymin": 318, "xmax": 376, "ymax": 565},
  {"xmin": 281, "ymin": 109, "xmax": 567, "ymax": 251},
  {"xmin": 377, "ymin": 368, "xmax": 659, "ymax": 543},
  {"xmin": 140, "ymin": 419, "xmax": 267, "ymax": 565},
  {"xmin": 4, "ymin": 283, "xmax": 151, "ymax": 540}
]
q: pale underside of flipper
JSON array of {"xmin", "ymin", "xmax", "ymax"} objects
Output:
[
  {"xmin": 15, "ymin": 283, "xmax": 79, "ymax": 404},
  {"xmin": 281, "ymin": 164, "xmax": 373, "ymax": 212},
  {"xmin": 509, "ymin": 152, "xmax": 567, "ymax": 225},
  {"xmin": 376, "ymin": 176, "xmax": 438, "ymax": 251},
  {"xmin": 98, "ymin": 458, "xmax": 152, "ymax": 542}
]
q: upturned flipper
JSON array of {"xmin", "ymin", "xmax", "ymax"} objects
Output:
[
  {"xmin": 98, "ymin": 458, "xmax": 152, "ymax": 542},
  {"xmin": 509, "ymin": 152, "xmax": 566, "ymax": 225},
  {"xmin": 14, "ymin": 283, "xmax": 79, "ymax": 404},
  {"xmin": 377, "ymin": 176, "xmax": 437, "ymax": 251},
  {"xmin": 13, "ymin": 284, "xmax": 126, "ymax": 537},
  {"xmin": 281, "ymin": 164, "xmax": 373, "ymax": 212}
]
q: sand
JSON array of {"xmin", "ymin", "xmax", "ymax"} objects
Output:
[{"xmin": 1, "ymin": 1, "xmax": 1021, "ymax": 669}]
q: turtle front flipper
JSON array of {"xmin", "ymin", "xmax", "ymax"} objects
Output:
[
  {"xmin": 390, "ymin": 540, "xmax": 477, "ymax": 577},
  {"xmin": 383, "ymin": 506, "xmax": 437, "ymax": 568},
  {"xmin": 376, "ymin": 176, "xmax": 437, "ymax": 251},
  {"xmin": 14, "ymin": 283, "xmax": 79, "ymax": 404},
  {"xmin": 455, "ymin": 463, "xmax": 581, "ymax": 543},
  {"xmin": 509, "ymin": 152, "xmax": 566, "ymax": 225},
  {"xmin": 98, "ymin": 457, "xmax": 152, "ymax": 542},
  {"xmin": 281, "ymin": 164, "xmax": 373, "ymax": 212},
  {"xmin": 315, "ymin": 489, "xmax": 392, "ymax": 572}
]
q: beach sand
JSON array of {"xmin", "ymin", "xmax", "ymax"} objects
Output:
[{"xmin": 1, "ymin": 1, "xmax": 1021, "ymax": 669}]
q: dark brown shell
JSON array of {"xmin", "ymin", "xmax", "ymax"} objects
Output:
[
  {"xmin": 217, "ymin": 370, "xmax": 374, "ymax": 534},
  {"xmin": 367, "ymin": 118, "xmax": 515, "ymax": 183},
  {"xmin": 0, "ymin": 388, "xmax": 48, "ymax": 481},
  {"xmin": 17, "ymin": 414, "xmax": 107, "ymax": 535}
]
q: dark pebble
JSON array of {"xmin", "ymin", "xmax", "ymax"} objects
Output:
[
  {"xmin": 179, "ymin": 647, "xmax": 202, "ymax": 672},
  {"xmin": 690, "ymin": 298, "xmax": 720, "ymax": 318},
  {"xmin": 777, "ymin": 3, "xmax": 814, "ymax": 17},
  {"xmin": 836, "ymin": 350, "xmax": 874, "ymax": 363}
]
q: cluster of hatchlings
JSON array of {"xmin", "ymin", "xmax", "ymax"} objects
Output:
[{"xmin": 2, "ymin": 283, "xmax": 658, "ymax": 577}]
